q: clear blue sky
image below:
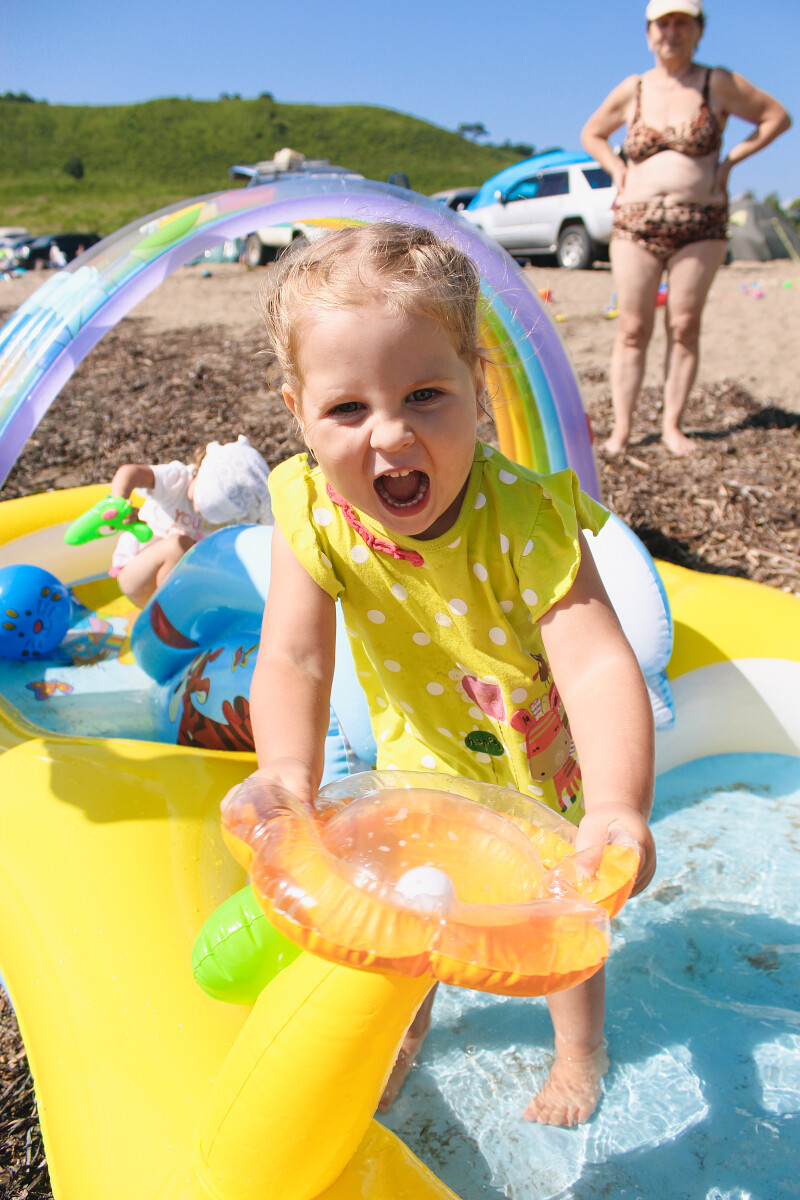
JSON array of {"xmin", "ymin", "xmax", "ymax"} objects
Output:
[{"xmin": 6, "ymin": 0, "xmax": 799, "ymax": 203}]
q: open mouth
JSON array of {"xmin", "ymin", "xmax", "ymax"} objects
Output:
[{"xmin": 374, "ymin": 469, "xmax": 430, "ymax": 512}]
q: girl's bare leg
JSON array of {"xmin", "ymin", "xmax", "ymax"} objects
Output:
[
  {"xmin": 523, "ymin": 967, "xmax": 607, "ymax": 1126},
  {"xmin": 115, "ymin": 532, "xmax": 196, "ymax": 607},
  {"xmin": 661, "ymin": 240, "xmax": 727, "ymax": 455},
  {"xmin": 377, "ymin": 984, "xmax": 438, "ymax": 1113},
  {"xmin": 607, "ymin": 240, "xmax": 663, "ymax": 455}
]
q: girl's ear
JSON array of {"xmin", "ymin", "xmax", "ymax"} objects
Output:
[
  {"xmin": 282, "ymin": 382, "xmax": 300, "ymax": 417},
  {"xmin": 282, "ymin": 383, "xmax": 310, "ymax": 449},
  {"xmin": 474, "ymin": 356, "xmax": 488, "ymax": 416}
]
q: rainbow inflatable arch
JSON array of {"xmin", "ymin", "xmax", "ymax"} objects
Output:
[{"xmin": 0, "ymin": 177, "xmax": 597, "ymax": 494}]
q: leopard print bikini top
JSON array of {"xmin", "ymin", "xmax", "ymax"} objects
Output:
[{"xmin": 624, "ymin": 69, "xmax": 722, "ymax": 163}]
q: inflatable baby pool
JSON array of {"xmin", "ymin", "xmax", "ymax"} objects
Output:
[{"xmin": 0, "ymin": 179, "xmax": 798, "ymax": 1200}]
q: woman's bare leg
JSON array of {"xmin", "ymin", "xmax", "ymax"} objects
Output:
[
  {"xmin": 115, "ymin": 532, "xmax": 196, "ymax": 607},
  {"xmin": 523, "ymin": 967, "xmax": 607, "ymax": 1126},
  {"xmin": 607, "ymin": 240, "xmax": 663, "ymax": 454},
  {"xmin": 661, "ymin": 240, "xmax": 727, "ymax": 455}
]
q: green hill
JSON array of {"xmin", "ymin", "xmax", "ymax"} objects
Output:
[{"xmin": 0, "ymin": 97, "xmax": 520, "ymax": 235}]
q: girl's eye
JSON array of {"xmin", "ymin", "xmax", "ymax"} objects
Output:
[
  {"xmin": 408, "ymin": 388, "xmax": 439, "ymax": 404},
  {"xmin": 331, "ymin": 401, "xmax": 362, "ymax": 415}
]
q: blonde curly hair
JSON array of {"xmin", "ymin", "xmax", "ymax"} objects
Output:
[{"xmin": 257, "ymin": 222, "xmax": 487, "ymax": 394}]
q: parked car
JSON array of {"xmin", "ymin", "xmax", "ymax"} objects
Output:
[
  {"xmin": 429, "ymin": 186, "xmax": 480, "ymax": 212},
  {"xmin": 231, "ymin": 150, "xmax": 365, "ymax": 268},
  {"xmin": 187, "ymin": 238, "xmax": 243, "ymax": 267},
  {"xmin": 461, "ymin": 151, "xmax": 615, "ymax": 269},
  {"xmin": 18, "ymin": 232, "xmax": 100, "ymax": 269},
  {"xmin": 0, "ymin": 232, "xmax": 32, "ymax": 264}
]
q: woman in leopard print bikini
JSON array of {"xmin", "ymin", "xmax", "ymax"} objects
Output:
[{"xmin": 582, "ymin": 0, "xmax": 790, "ymax": 456}]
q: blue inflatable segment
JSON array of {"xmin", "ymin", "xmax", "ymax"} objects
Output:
[{"xmin": 131, "ymin": 524, "xmax": 376, "ymax": 774}]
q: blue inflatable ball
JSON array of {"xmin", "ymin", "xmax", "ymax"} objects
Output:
[{"xmin": 0, "ymin": 564, "xmax": 72, "ymax": 660}]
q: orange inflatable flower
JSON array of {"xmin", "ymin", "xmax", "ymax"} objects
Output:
[{"xmin": 222, "ymin": 771, "xmax": 639, "ymax": 997}]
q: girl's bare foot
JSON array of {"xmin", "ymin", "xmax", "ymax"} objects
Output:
[
  {"xmin": 662, "ymin": 428, "xmax": 696, "ymax": 456},
  {"xmin": 522, "ymin": 1044, "xmax": 609, "ymax": 1126},
  {"xmin": 376, "ymin": 986, "xmax": 436, "ymax": 1113}
]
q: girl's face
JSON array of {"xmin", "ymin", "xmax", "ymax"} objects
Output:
[{"xmin": 283, "ymin": 298, "xmax": 485, "ymax": 541}]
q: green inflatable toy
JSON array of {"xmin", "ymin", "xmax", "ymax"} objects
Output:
[
  {"xmin": 191, "ymin": 885, "xmax": 302, "ymax": 1005},
  {"xmin": 64, "ymin": 495, "xmax": 153, "ymax": 546}
]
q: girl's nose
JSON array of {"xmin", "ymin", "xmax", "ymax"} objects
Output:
[{"xmin": 370, "ymin": 413, "xmax": 415, "ymax": 452}]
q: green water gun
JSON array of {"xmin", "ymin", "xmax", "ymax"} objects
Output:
[{"xmin": 64, "ymin": 495, "xmax": 153, "ymax": 546}]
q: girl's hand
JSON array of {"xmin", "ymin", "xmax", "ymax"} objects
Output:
[
  {"xmin": 576, "ymin": 801, "xmax": 656, "ymax": 897},
  {"xmin": 220, "ymin": 759, "xmax": 317, "ymax": 819}
]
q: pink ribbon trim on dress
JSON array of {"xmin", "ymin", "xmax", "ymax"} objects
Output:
[{"xmin": 326, "ymin": 484, "xmax": 425, "ymax": 568}]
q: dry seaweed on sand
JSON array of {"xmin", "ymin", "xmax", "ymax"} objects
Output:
[
  {"xmin": 584, "ymin": 376, "xmax": 800, "ymax": 595},
  {"xmin": 0, "ymin": 992, "xmax": 51, "ymax": 1200}
]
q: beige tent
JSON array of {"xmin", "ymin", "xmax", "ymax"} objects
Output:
[{"xmin": 727, "ymin": 198, "xmax": 800, "ymax": 262}]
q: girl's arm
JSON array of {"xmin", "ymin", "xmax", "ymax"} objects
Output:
[
  {"xmin": 713, "ymin": 70, "xmax": 791, "ymax": 194},
  {"xmin": 581, "ymin": 76, "xmax": 638, "ymax": 192},
  {"xmin": 540, "ymin": 530, "xmax": 656, "ymax": 895},
  {"xmin": 248, "ymin": 524, "xmax": 337, "ymax": 804},
  {"xmin": 109, "ymin": 463, "xmax": 156, "ymax": 498}
]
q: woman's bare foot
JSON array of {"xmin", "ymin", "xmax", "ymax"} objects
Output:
[
  {"xmin": 602, "ymin": 431, "xmax": 629, "ymax": 456},
  {"xmin": 377, "ymin": 1030, "xmax": 428, "ymax": 1112},
  {"xmin": 662, "ymin": 428, "xmax": 696, "ymax": 456},
  {"xmin": 522, "ymin": 1044, "xmax": 609, "ymax": 1126}
]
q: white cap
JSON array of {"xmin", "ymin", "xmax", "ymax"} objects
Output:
[
  {"xmin": 192, "ymin": 435, "xmax": 272, "ymax": 526},
  {"xmin": 646, "ymin": 0, "xmax": 703, "ymax": 19}
]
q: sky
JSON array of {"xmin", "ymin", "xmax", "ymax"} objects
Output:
[{"xmin": 6, "ymin": 0, "xmax": 799, "ymax": 204}]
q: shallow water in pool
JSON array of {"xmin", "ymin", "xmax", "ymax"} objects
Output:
[{"xmin": 378, "ymin": 753, "xmax": 800, "ymax": 1200}]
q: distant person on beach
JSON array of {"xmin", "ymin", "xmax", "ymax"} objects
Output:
[
  {"xmin": 49, "ymin": 242, "xmax": 67, "ymax": 270},
  {"xmin": 109, "ymin": 435, "xmax": 271, "ymax": 606},
  {"xmin": 582, "ymin": 0, "xmax": 791, "ymax": 456}
]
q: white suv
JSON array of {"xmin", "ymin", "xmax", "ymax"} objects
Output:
[{"xmin": 462, "ymin": 152, "xmax": 616, "ymax": 269}]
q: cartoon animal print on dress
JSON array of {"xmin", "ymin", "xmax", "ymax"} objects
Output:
[
  {"xmin": 455, "ymin": 675, "xmax": 581, "ymax": 809},
  {"xmin": 510, "ymin": 684, "xmax": 581, "ymax": 811}
]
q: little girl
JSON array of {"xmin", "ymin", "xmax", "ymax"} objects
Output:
[
  {"xmin": 249, "ymin": 223, "xmax": 656, "ymax": 1127},
  {"xmin": 109, "ymin": 435, "xmax": 272, "ymax": 606}
]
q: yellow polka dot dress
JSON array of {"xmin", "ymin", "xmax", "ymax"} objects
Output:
[{"xmin": 269, "ymin": 443, "xmax": 608, "ymax": 824}]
